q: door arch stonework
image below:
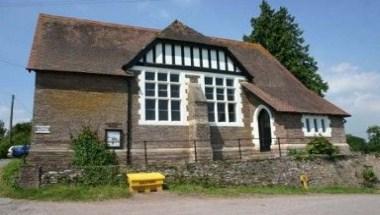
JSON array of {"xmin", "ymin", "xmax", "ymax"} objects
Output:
[{"xmin": 251, "ymin": 105, "xmax": 276, "ymax": 151}]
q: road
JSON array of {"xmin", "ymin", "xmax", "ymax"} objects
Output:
[{"xmin": 1, "ymin": 192, "xmax": 380, "ymax": 215}]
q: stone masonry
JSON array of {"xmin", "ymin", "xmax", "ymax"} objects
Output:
[
  {"xmin": 38, "ymin": 155, "xmax": 380, "ymax": 188},
  {"xmin": 186, "ymin": 75, "xmax": 213, "ymax": 161}
]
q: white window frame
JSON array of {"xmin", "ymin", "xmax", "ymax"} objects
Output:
[
  {"xmin": 201, "ymin": 74, "xmax": 244, "ymax": 127},
  {"xmin": 137, "ymin": 68, "xmax": 188, "ymax": 126},
  {"xmin": 133, "ymin": 66, "xmax": 244, "ymax": 127},
  {"xmin": 301, "ymin": 115, "xmax": 332, "ymax": 137}
]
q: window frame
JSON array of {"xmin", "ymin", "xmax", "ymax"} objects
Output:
[
  {"xmin": 301, "ymin": 115, "xmax": 331, "ymax": 137},
  {"xmin": 202, "ymin": 75, "xmax": 244, "ymax": 127},
  {"xmin": 135, "ymin": 66, "xmax": 244, "ymax": 127},
  {"xmin": 139, "ymin": 69, "xmax": 188, "ymax": 125}
]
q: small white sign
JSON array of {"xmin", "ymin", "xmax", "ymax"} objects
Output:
[
  {"xmin": 106, "ymin": 130, "xmax": 121, "ymax": 148},
  {"xmin": 35, "ymin": 125, "xmax": 50, "ymax": 134}
]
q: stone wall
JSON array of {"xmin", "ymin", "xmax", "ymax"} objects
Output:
[
  {"xmin": 129, "ymin": 155, "xmax": 380, "ymax": 187},
  {"xmin": 37, "ymin": 155, "xmax": 380, "ymax": 188}
]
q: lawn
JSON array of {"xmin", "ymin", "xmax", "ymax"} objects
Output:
[
  {"xmin": 169, "ymin": 183, "xmax": 379, "ymax": 197},
  {"xmin": 0, "ymin": 159, "xmax": 130, "ymax": 201}
]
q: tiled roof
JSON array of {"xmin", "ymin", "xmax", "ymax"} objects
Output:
[
  {"xmin": 27, "ymin": 14, "xmax": 159, "ymax": 76},
  {"xmin": 157, "ymin": 20, "xmax": 211, "ymax": 45},
  {"xmin": 27, "ymin": 14, "xmax": 349, "ymax": 116}
]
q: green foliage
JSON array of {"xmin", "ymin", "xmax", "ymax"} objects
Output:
[
  {"xmin": 77, "ymin": 166, "xmax": 123, "ymax": 186},
  {"xmin": 71, "ymin": 126, "xmax": 120, "ymax": 186},
  {"xmin": 1, "ymin": 159, "xmax": 22, "ymax": 190},
  {"xmin": 169, "ymin": 184, "xmax": 377, "ymax": 196},
  {"xmin": 306, "ymin": 137, "xmax": 339, "ymax": 156},
  {"xmin": 172, "ymin": 175, "xmax": 220, "ymax": 189},
  {"xmin": 287, "ymin": 148, "xmax": 310, "ymax": 160},
  {"xmin": 367, "ymin": 126, "xmax": 380, "ymax": 153},
  {"xmin": 346, "ymin": 134, "xmax": 368, "ymax": 152},
  {"xmin": 0, "ymin": 120, "xmax": 6, "ymax": 140},
  {"xmin": 0, "ymin": 183, "xmax": 130, "ymax": 201},
  {"xmin": 345, "ymin": 126, "xmax": 380, "ymax": 154},
  {"xmin": 362, "ymin": 166, "xmax": 378, "ymax": 188},
  {"xmin": 367, "ymin": 126, "xmax": 380, "ymax": 140},
  {"xmin": 0, "ymin": 159, "xmax": 129, "ymax": 201},
  {"xmin": 0, "ymin": 122, "xmax": 31, "ymax": 158},
  {"xmin": 243, "ymin": 0, "xmax": 328, "ymax": 96}
]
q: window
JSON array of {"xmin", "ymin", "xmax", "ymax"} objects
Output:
[
  {"xmin": 306, "ymin": 118, "xmax": 311, "ymax": 132},
  {"xmin": 143, "ymin": 71, "xmax": 182, "ymax": 122},
  {"xmin": 313, "ymin": 119, "xmax": 318, "ymax": 132},
  {"xmin": 302, "ymin": 115, "xmax": 331, "ymax": 137},
  {"xmin": 204, "ymin": 76, "xmax": 237, "ymax": 124},
  {"xmin": 321, "ymin": 119, "xmax": 326, "ymax": 132},
  {"xmin": 105, "ymin": 130, "xmax": 122, "ymax": 148},
  {"xmin": 207, "ymin": 103, "xmax": 215, "ymax": 122}
]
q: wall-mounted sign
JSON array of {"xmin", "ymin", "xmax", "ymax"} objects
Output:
[
  {"xmin": 35, "ymin": 125, "xmax": 51, "ymax": 134},
  {"xmin": 106, "ymin": 129, "xmax": 122, "ymax": 148}
]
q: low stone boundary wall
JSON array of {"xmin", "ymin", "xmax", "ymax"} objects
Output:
[
  {"xmin": 21, "ymin": 155, "xmax": 380, "ymax": 188},
  {"xmin": 128, "ymin": 155, "xmax": 380, "ymax": 187}
]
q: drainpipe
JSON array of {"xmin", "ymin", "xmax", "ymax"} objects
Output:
[{"xmin": 126, "ymin": 78, "xmax": 132, "ymax": 164}]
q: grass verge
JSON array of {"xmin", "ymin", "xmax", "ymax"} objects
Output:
[
  {"xmin": 0, "ymin": 159, "xmax": 130, "ymax": 201},
  {"xmin": 169, "ymin": 183, "xmax": 379, "ymax": 197}
]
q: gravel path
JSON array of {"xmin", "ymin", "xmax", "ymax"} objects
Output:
[{"xmin": 1, "ymin": 192, "xmax": 380, "ymax": 215}]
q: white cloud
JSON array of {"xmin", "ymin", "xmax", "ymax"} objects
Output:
[
  {"xmin": 320, "ymin": 62, "xmax": 380, "ymax": 138},
  {"xmin": 326, "ymin": 63, "xmax": 380, "ymax": 95}
]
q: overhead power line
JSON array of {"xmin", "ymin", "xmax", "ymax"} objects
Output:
[{"xmin": 0, "ymin": 0, "xmax": 165, "ymax": 8}]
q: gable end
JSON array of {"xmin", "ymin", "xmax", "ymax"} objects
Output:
[{"xmin": 122, "ymin": 38, "xmax": 252, "ymax": 78}]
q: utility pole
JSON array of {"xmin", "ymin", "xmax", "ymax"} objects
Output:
[{"xmin": 9, "ymin": 94, "xmax": 14, "ymax": 145}]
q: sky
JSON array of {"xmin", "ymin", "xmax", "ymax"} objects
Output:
[{"xmin": 0, "ymin": 0, "xmax": 379, "ymax": 139}]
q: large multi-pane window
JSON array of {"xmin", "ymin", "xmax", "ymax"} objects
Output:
[
  {"xmin": 144, "ymin": 71, "xmax": 181, "ymax": 122},
  {"xmin": 204, "ymin": 76, "xmax": 237, "ymax": 123}
]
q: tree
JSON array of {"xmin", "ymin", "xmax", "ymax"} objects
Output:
[
  {"xmin": 0, "ymin": 120, "xmax": 6, "ymax": 140},
  {"xmin": 367, "ymin": 125, "xmax": 380, "ymax": 152},
  {"xmin": 346, "ymin": 134, "xmax": 367, "ymax": 153},
  {"xmin": 243, "ymin": 0, "xmax": 328, "ymax": 96}
]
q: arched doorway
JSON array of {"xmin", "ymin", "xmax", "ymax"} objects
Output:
[{"xmin": 258, "ymin": 109, "xmax": 272, "ymax": 152}]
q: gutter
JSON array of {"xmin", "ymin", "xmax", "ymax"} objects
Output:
[{"xmin": 126, "ymin": 78, "xmax": 133, "ymax": 164}]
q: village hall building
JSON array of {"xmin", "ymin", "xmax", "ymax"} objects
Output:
[{"xmin": 24, "ymin": 14, "xmax": 350, "ymax": 170}]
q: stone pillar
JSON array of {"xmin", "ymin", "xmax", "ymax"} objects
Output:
[{"xmin": 186, "ymin": 75, "xmax": 213, "ymax": 161}]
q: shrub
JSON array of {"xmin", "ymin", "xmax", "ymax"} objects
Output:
[
  {"xmin": 1, "ymin": 159, "xmax": 22, "ymax": 190},
  {"xmin": 362, "ymin": 166, "xmax": 378, "ymax": 188},
  {"xmin": 71, "ymin": 126, "xmax": 120, "ymax": 186},
  {"xmin": 287, "ymin": 148, "xmax": 309, "ymax": 160},
  {"xmin": 306, "ymin": 137, "xmax": 339, "ymax": 156},
  {"xmin": 0, "ymin": 140, "xmax": 12, "ymax": 159}
]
